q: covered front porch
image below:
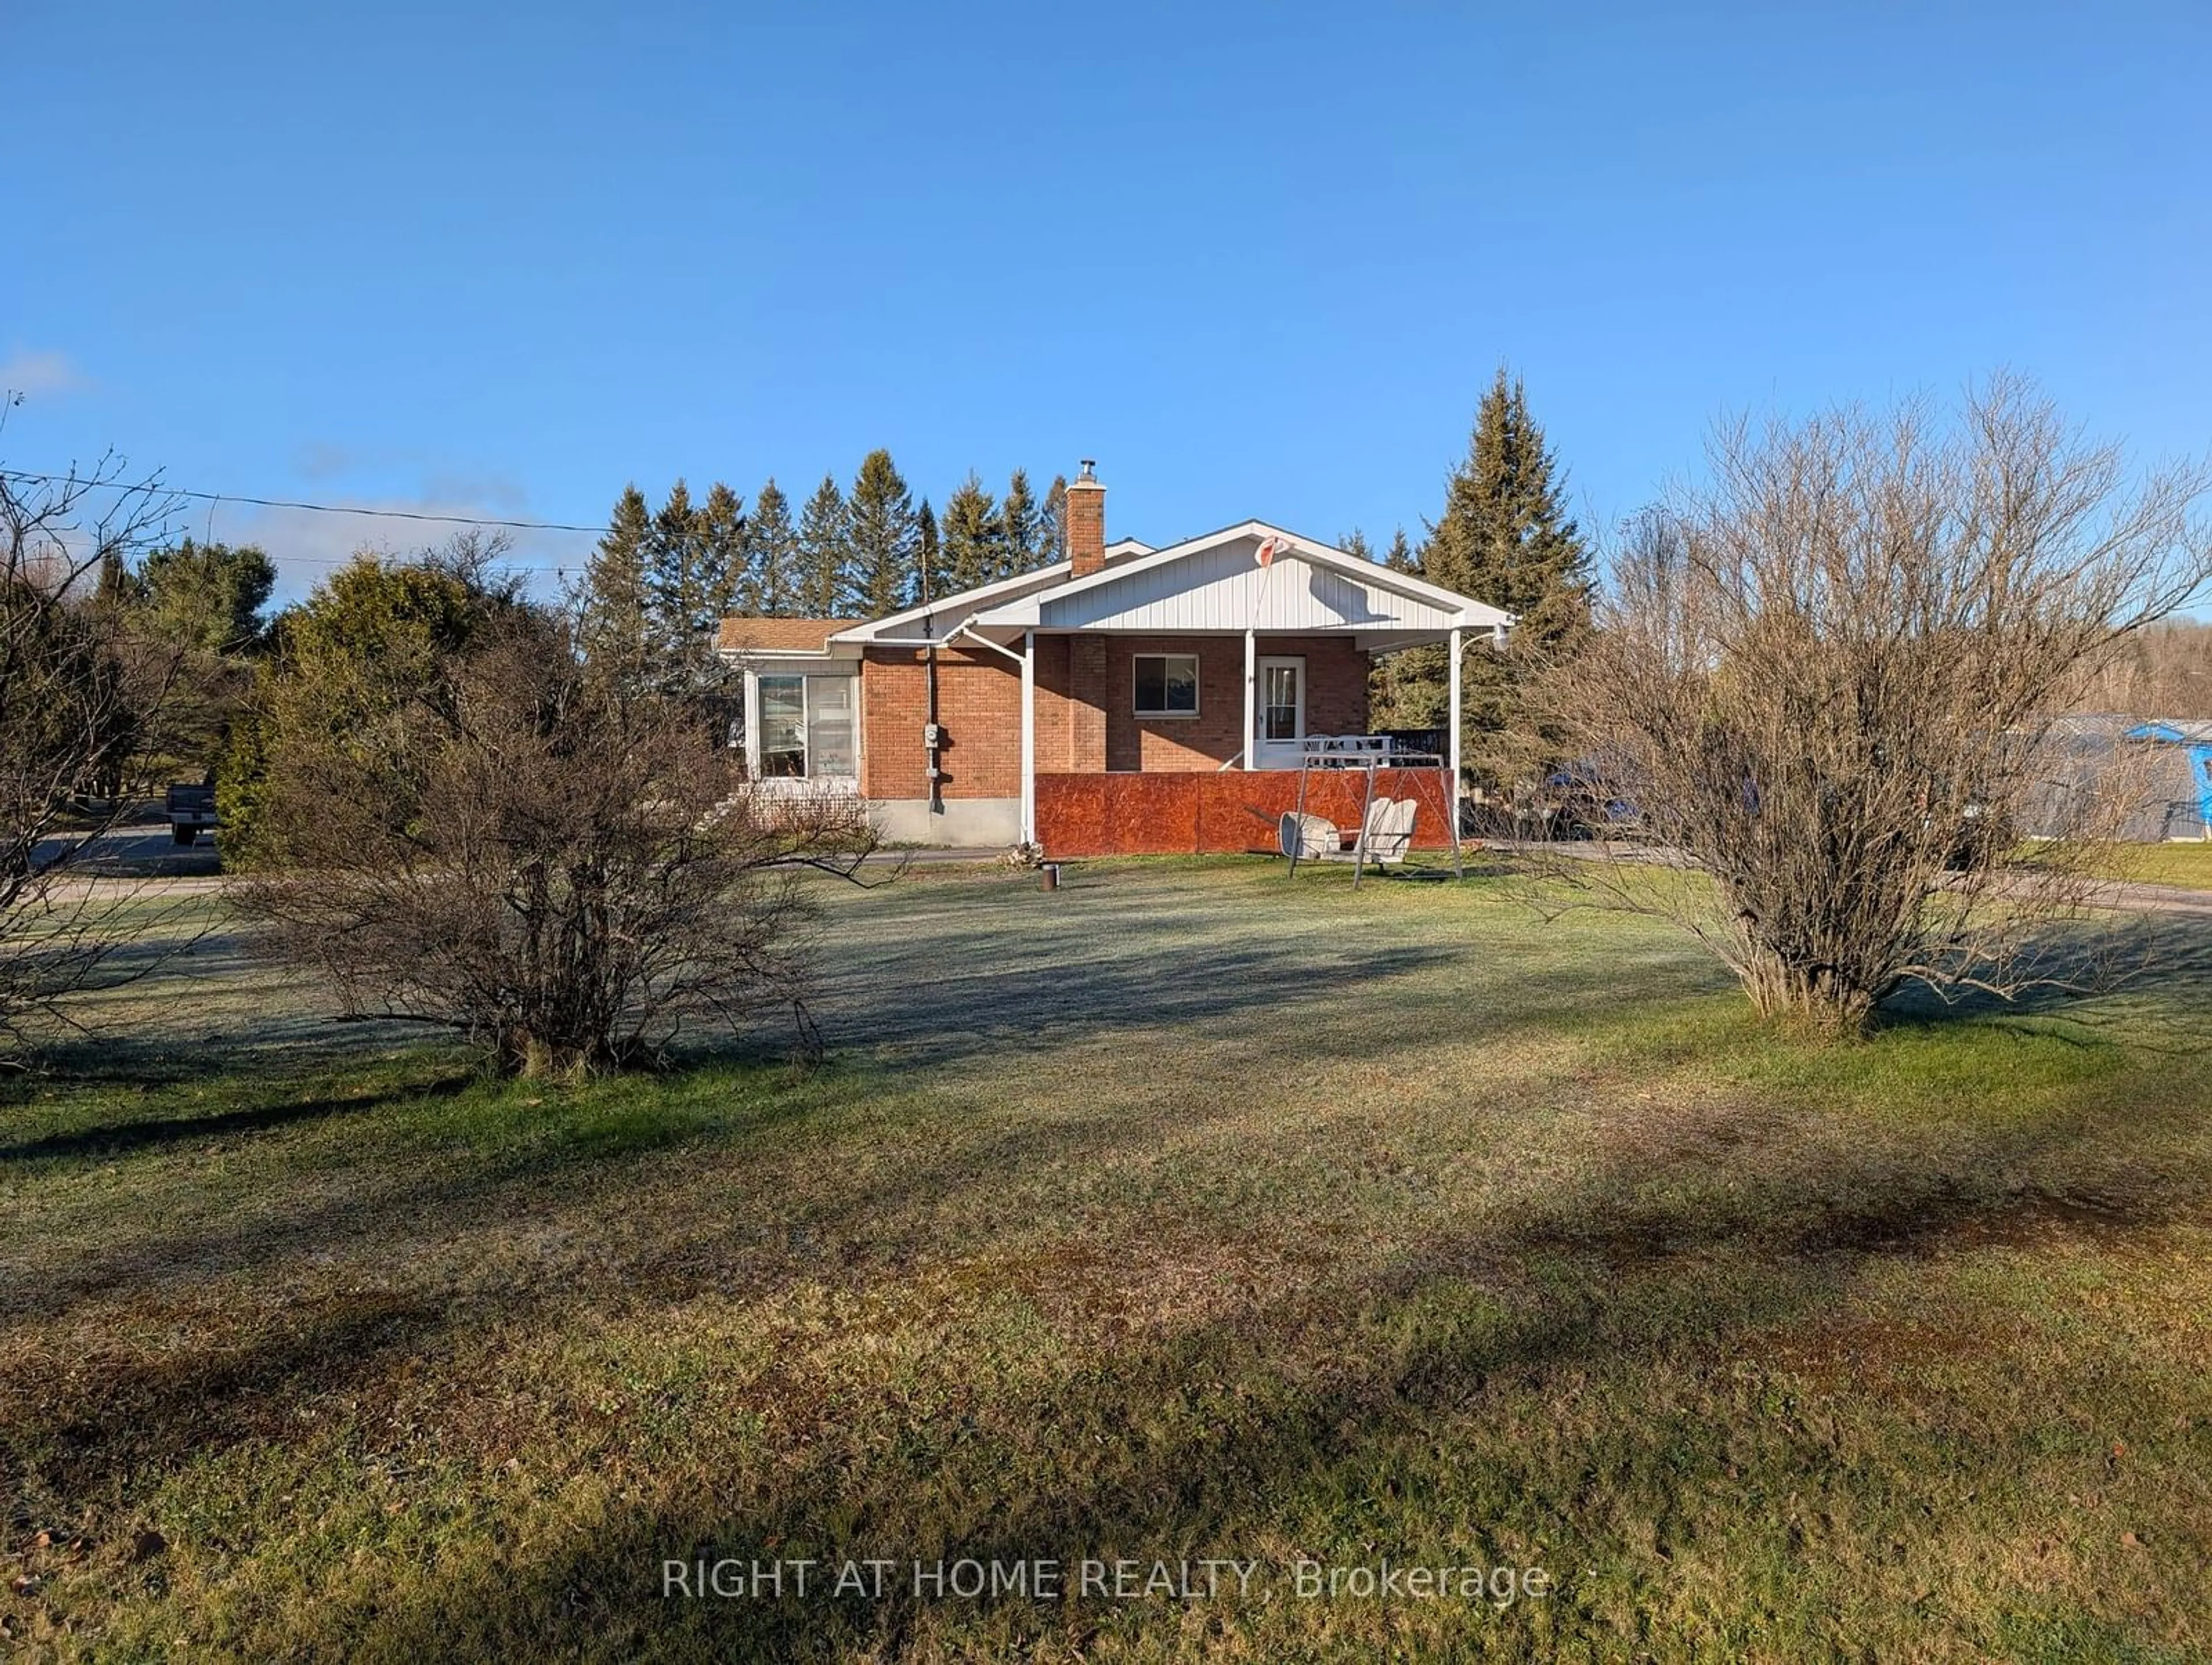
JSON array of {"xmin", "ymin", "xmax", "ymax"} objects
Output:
[
  {"xmin": 827, "ymin": 520, "xmax": 1511, "ymax": 853},
  {"xmin": 962, "ymin": 529, "xmax": 1504, "ymax": 856}
]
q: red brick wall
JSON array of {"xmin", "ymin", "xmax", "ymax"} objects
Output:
[
  {"xmin": 1033, "ymin": 634, "xmax": 1074, "ymax": 773},
  {"xmin": 1290, "ymin": 636, "xmax": 1372, "ymax": 740},
  {"xmin": 858, "ymin": 634, "xmax": 1372, "ymax": 796},
  {"xmin": 859, "ymin": 647, "xmax": 1021, "ymax": 800},
  {"xmin": 1069, "ymin": 635, "xmax": 1107, "ymax": 770},
  {"xmin": 1097, "ymin": 634, "xmax": 1370, "ymax": 771}
]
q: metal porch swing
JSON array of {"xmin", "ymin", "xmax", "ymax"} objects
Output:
[{"xmin": 1280, "ymin": 735, "xmax": 1465, "ymax": 887}]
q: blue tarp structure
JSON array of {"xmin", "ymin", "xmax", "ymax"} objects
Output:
[{"xmin": 2031, "ymin": 716, "xmax": 2212, "ymax": 841}]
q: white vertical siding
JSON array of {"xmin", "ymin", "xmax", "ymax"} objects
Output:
[{"xmin": 1035, "ymin": 539, "xmax": 1463, "ymax": 634}]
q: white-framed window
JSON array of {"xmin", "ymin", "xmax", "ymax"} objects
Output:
[
  {"xmin": 753, "ymin": 673, "xmax": 857, "ymax": 779},
  {"xmin": 1132, "ymin": 652, "xmax": 1199, "ymax": 718}
]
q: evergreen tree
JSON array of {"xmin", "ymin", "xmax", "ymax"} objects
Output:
[
  {"xmin": 1039, "ymin": 474, "xmax": 1067, "ymax": 567},
  {"xmin": 645, "ymin": 477, "xmax": 696, "ymax": 644},
  {"xmin": 942, "ymin": 472, "xmax": 1001, "ymax": 593},
  {"xmin": 578, "ymin": 484, "xmax": 654, "ymax": 687},
  {"xmin": 1374, "ymin": 369, "xmax": 1592, "ymax": 785},
  {"xmin": 1359, "ymin": 529, "xmax": 1431, "ymax": 732},
  {"xmin": 645, "ymin": 478, "xmax": 732, "ymax": 680},
  {"xmin": 846, "ymin": 449, "xmax": 919, "ymax": 616},
  {"xmin": 1340, "ymin": 529, "xmax": 1375, "ymax": 563},
  {"xmin": 999, "ymin": 469, "xmax": 1039, "ymax": 580},
  {"xmin": 94, "ymin": 546, "xmax": 141, "ymax": 618},
  {"xmin": 915, "ymin": 498, "xmax": 941, "ymax": 604},
  {"xmin": 796, "ymin": 474, "xmax": 852, "ymax": 618},
  {"xmin": 747, "ymin": 477, "xmax": 798, "ymax": 617},
  {"xmin": 1423, "ymin": 368, "xmax": 1592, "ymax": 636},
  {"xmin": 132, "ymin": 539, "xmax": 276, "ymax": 653},
  {"xmin": 120, "ymin": 539, "xmax": 278, "ymax": 783},
  {"xmin": 699, "ymin": 480, "xmax": 746, "ymax": 620}
]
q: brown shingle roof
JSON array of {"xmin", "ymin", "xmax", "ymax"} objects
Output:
[{"xmin": 714, "ymin": 617, "xmax": 863, "ymax": 654}]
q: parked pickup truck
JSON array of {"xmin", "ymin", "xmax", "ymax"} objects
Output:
[{"xmin": 165, "ymin": 782, "xmax": 218, "ymax": 846}]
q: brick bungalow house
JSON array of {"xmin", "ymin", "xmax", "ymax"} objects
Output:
[{"xmin": 715, "ymin": 463, "xmax": 1512, "ymax": 856}]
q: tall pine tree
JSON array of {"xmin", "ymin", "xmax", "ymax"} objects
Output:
[
  {"xmin": 1375, "ymin": 369, "xmax": 1592, "ymax": 785},
  {"xmin": 1423, "ymin": 368, "xmax": 1592, "ymax": 637},
  {"xmin": 845, "ymin": 449, "xmax": 918, "ymax": 616},
  {"xmin": 999, "ymin": 469, "xmax": 1039, "ymax": 580},
  {"xmin": 1366, "ymin": 523, "xmax": 1431, "ymax": 736},
  {"xmin": 942, "ymin": 471, "xmax": 1001, "ymax": 593},
  {"xmin": 747, "ymin": 477, "xmax": 798, "ymax": 617},
  {"xmin": 796, "ymin": 473, "xmax": 852, "ymax": 618},
  {"xmin": 915, "ymin": 498, "xmax": 941, "ymax": 604},
  {"xmin": 644, "ymin": 478, "xmax": 733, "ymax": 683},
  {"xmin": 698, "ymin": 480, "xmax": 746, "ymax": 622},
  {"xmin": 645, "ymin": 478, "xmax": 696, "ymax": 646},
  {"xmin": 1038, "ymin": 474, "xmax": 1067, "ymax": 567},
  {"xmin": 578, "ymin": 483, "xmax": 654, "ymax": 688}
]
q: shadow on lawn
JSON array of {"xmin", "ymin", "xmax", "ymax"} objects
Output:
[
  {"xmin": 150, "ymin": 1068, "xmax": 2206, "ymax": 1660},
  {"xmin": 1877, "ymin": 914, "xmax": 2212, "ymax": 1049},
  {"xmin": 0, "ymin": 1072, "xmax": 479, "ymax": 1164},
  {"xmin": 815, "ymin": 926, "xmax": 1665, "ymax": 1072},
  {"xmin": 12, "ymin": 1288, "xmax": 467, "ymax": 1503},
  {"xmin": 0, "ymin": 921, "xmax": 1514, "ymax": 1327}
]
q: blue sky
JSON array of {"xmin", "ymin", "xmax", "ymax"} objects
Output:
[{"xmin": 5, "ymin": 0, "xmax": 2207, "ymax": 600}]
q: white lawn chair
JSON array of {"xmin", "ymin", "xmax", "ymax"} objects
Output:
[
  {"xmin": 1366, "ymin": 797, "xmax": 1418, "ymax": 865},
  {"xmin": 1282, "ymin": 798, "xmax": 1406, "ymax": 866},
  {"xmin": 1278, "ymin": 811, "xmax": 1340, "ymax": 861}
]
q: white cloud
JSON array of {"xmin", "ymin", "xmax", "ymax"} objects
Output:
[{"xmin": 0, "ymin": 347, "xmax": 89, "ymax": 399}]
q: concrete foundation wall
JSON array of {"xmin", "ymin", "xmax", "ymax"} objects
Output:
[{"xmin": 869, "ymin": 796, "xmax": 1022, "ymax": 848}]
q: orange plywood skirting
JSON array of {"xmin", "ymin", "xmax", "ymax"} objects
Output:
[{"xmin": 1035, "ymin": 769, "xmax": 1454, "ymax": 857}]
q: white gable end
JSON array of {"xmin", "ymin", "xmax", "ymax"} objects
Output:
[{"xmin": 990, "ymin": 534, "xmax": 1476, "ymax": 634}]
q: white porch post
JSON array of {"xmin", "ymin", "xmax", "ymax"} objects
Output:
[
  {"xmin": 742, "ymin": 669, "xmax": 762, "ymax": 778},
  {"xmin": 1020, "ymin": 629, "xmax": 1036, "ymax": 845},
  {"xmin": 1447, "ymin": 627, "xmax": 1464, "ymax": 786},
  {"xmin": 1243, "ymin": 627, "xmax": 1257, "ymax": 770}
]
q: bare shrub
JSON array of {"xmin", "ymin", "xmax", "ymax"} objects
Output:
[
  {"xmin": 0, "ymin": 459, "xmax": 186, "ymax": 1056},
  {"xmin": 1544, "ymin": 377, "xmax": 2212, "ymax": 1036},
  {"xmin": 234, "ymin": 605, "xmax": 876, "ymax": 1075}
]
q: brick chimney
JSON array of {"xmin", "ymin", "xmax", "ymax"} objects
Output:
[{"xmin": 1066, "ymin": 459, "xmax": 1106, "ymax": 577}]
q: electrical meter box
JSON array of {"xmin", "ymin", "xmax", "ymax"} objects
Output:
[{"xmin": 923, "ymin": 722, "xmax": 943, "ymax": 748}]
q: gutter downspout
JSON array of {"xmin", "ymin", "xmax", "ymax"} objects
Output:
[{"xmin": 923, "ymin": 610, "xmax": 943, "ymax": 818}]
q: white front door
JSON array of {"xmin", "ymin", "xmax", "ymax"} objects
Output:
[{"xmin": 1256, "ymin": 656, "xmax": 1306, "ymax": 769}]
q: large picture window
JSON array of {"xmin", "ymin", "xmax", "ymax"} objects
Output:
[
  {"xmin": 1132, "ymin": 653, "xmax": 1199, "ymax": 718},
  {"xmin": 755, "ymin": 674, "xmax": 857, "ymax": 779}
]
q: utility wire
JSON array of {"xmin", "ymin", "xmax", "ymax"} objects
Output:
[{"xmin": 0, "ymin": 468, "xmax": 611, "ymax": 537}]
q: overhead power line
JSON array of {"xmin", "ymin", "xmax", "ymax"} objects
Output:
[{"xmin": 0, "ymin": 468, "xmax": 611, "ymax": 537}]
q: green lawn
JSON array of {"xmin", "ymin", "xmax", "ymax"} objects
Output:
[
  {"xmin": 3, "ymin": 860, "xmax": 2209, "ymax": 1661},
  {"xmin": 2108, "ymin": 841, "xmax": 2212, "ymax": 891}
]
